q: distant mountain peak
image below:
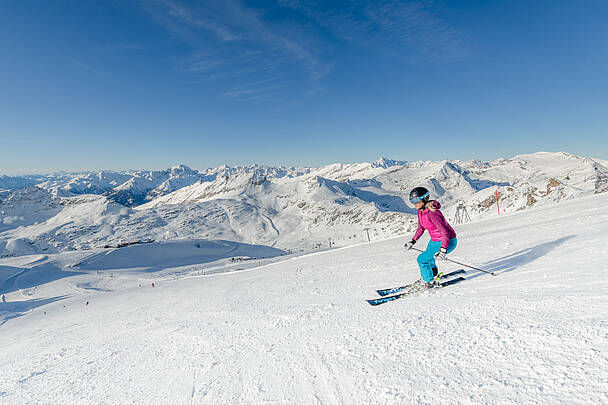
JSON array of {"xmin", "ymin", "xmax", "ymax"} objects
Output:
[
  {"xmin": 170, "ymin": 164, "xmax": 193, "ymax": 173},
  {"xmin": 373, "ymin": 157, "xmax": 407, "ymax": 169}
]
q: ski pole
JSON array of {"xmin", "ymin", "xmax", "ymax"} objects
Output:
[{"xmin": 410, "ymin": 247, "xmax": 496, "ymax": 276}]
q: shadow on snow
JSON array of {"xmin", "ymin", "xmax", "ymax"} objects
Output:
[
  {"xmin": 0, "ymin": 295, "xmax": 68, "ymax": 327},
  {"xmin": 0, "ymin": 264, "xmax": 85, "ymax": 296},
  {"xmin": 75, "ymin": 239, "xmax": 286, "ymax": 273},
  {"xmin": 464, "ymin": 235, "xmax": 576, "ymax": 280}
]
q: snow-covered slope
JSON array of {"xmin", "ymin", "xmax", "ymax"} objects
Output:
[
  {"xmin": 0, "ymin": 190, "xmax": 606, "ymax": 403},
  {"xmin": 1, "ymin": 152, "xmax": 607, "ymax": 257}
]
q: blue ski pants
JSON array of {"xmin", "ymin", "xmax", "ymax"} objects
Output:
[{"xmin": 417, "ymin": 238, "xmax": 458, "ymax": 282}]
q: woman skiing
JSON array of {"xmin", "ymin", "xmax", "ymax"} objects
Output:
[{"xmin": 404, "ymin": 187, "xmax": 457, "ymax": 287}]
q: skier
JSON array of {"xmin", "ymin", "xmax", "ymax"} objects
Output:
[{"xmin": 404, "ymin": 187, "xmax": 458, "ymax": 288}]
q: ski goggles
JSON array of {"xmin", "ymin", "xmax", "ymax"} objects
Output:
[{"xmin": 409, "ymin": 192, "xmax": 429, "ymax": 204}]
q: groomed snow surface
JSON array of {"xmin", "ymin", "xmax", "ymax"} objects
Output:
[{"xmin": 1, "ymin": 193, "xmax": 607, "ymax": 404}]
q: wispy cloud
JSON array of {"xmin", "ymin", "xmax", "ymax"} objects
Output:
[
  {"xmin": 97, "ymin": 39, "xmax": 180, "ymax": 54},
  {"xmin": 221, "ymin": 77, "xmax": 287, "ymax": 101},
  {"xmin": 366, "ymin": 1, "xmax": 468, "ymax": 61},
  {"xmin": 65, "ymin": 57, "xmax": 113, "ymax": 79},
  {"xmin": 141, "ymin": 0, "xmax": 468, "ymax": 101},
  {"xmin": 99, "ymin": 41, "xmax": 146, "ymax": 53},
  {"xmin": 142, "ymin": 0, "xmax": 332, "ymax": 101},
  {"xmin": 278, "ymin": 0, "xmax": 468, "ymax": 62}
]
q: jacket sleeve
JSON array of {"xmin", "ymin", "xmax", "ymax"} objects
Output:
[
  {"xmin": 428, "ymin": 211, "xmax": 450, "ymax": 249},
  {"xmin": 412, "ymin": 214, "xmax": 424, "ymax": 241}
]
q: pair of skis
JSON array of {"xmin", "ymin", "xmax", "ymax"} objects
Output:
[{"xmin": 367, "ymin": 269, "xmax": 466, "ymax": 306}]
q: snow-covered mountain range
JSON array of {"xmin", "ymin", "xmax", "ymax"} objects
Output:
[{"xmin": 1, "ymin": 151, "xmax": 607, "ymax": 257}]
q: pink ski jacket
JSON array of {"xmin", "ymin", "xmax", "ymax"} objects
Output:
[{"xmin": 412, "ymin": 201, "xmax": 457, "ymax": 249}]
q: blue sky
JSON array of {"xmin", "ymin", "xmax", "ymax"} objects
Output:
[{"xmin": 1, "ymin": 0, "xmax": 607, "ymax": 174}]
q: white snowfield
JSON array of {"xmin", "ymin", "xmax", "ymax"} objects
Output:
[{"xmin": 1, "ymin": 193, "xmax": 607, "ymax": 404}]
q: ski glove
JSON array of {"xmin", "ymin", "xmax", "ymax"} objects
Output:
[
  {"xmin": 434, "ymin": 247, "xmax": 447, "ymax": 261},
  {"xmin": 404, "ymin": 239, "xmax": 416, "ymax": 250}
]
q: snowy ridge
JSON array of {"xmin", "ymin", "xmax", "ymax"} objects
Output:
[
  {"xmin": 1, "ymin": 151, "xmax": 607, "ymax": 257},
  {"xmin": 0, "ymin": 191, "xmax": 606, "ymax": 403}
]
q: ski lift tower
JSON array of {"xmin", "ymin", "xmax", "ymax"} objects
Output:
[{"xmin": 453, "ymin": 200, "xmax": 471, "ymax": 224}]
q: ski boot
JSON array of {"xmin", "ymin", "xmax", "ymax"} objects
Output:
[{"xmin": 429, "ymin": 267, "xmax": 444, "ymax": 288}]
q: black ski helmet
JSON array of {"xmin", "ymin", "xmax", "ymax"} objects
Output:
[{"xmin": 409, "ymin": 187, "xmax": 430, "ymax": 204}]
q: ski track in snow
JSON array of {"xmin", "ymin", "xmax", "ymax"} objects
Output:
[{"xmin": 0, "ymin": 194, "xmax": 607, "ymax": 403}]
